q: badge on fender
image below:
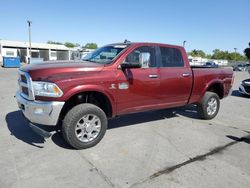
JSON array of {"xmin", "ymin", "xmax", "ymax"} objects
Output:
[{"xmin": 119, "ymin": 83, "xmax": 129, "ymax": 89}]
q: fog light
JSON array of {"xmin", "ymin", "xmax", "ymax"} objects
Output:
[{"xmin": 34, "ymin": 108, "xmax": 44, "ymax": 114}]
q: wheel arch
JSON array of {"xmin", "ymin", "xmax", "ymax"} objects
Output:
[
  {"xmin": 59, "ymin": 86, "xmax": 115, "ymax": 121},
  {"xmin": 202, "ymin": 80, "xmax": 224, "ymax": 100}
]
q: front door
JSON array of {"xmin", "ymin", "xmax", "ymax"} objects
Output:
[{"xmin": 116, "ymin": 46, "xmax": 161, "ymax": 115}]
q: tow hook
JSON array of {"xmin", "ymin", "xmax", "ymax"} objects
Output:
[{"xmin": 28, "ymin": 122, "xmax": 52, "ymax": 138}]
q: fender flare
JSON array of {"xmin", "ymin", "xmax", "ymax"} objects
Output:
[
  {"xmin": 63, "ymin": 84, "xmax": 116, "ymax": 116},
  {"xmin": 200, "ymin": 79, "xmax": 224, "ymax": 101}
]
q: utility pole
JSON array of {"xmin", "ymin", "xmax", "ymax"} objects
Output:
[
  {"xmin": 27, "ymin": 20, "xmax": 32, "ymax": 61},
  {"xmin": 183, "ymin": 41, "xmax": 187, "ymax": 48},
  {"xmin": 234, "ymin": 48, "xmax": 237, "ymax": 62}
]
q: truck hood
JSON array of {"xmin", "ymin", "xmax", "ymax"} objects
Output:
[{"xmin": 20, "ymin": 60, "xmax": 105, "ymax": 82}]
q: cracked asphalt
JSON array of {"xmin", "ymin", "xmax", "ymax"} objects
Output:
[{"xmin": 0, "ymin": 67, "xmax": 250, "ymax": 188}]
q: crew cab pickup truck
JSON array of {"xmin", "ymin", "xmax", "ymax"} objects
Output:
[{"xmin": 16, "ymin": 42, "xmax": 234, "ymax": 149}]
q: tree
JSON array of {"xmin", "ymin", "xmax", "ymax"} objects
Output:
[
  {"xmin": 206, "ymin": 54, "xmax": 212, "ymax": 59},
  {"xmin": 212, "ymin": 49, "xmax": 246, "ymax": 61},
  {"xmin": 47, "ymin": 41, "xmax": 63, "ymax": 45},
  {"xmin": 188, "ymin": 48, "xmax": 247, "ymax": 61},
  {"xmin": 64, "ymin": 42, "xmax": 76, "ymax": 48},
  {"xmin": 188, "ymin": 49, "xmax": 206, "ymax": 58},
  {"xmin": 244, "ymin": 42, "xmax": 250, "ymax": 60},
  {"xmin": 84, "ymin": 43, "xmax": 98, "ymax": 49}
]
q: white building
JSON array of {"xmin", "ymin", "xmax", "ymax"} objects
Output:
[
  {"xmin": 0, "ymin": 40, "xmax": 71, "ymax": 63},
  {"xmin": 188, "ymin": 56, "xmax": 228, "ymax": 66}
]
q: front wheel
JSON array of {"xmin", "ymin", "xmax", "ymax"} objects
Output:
[
  {"xmin": 62, "ymin": 103, "xmax": 107, "ymax": 149},
  {"xmin": 197, "ymin": 91, "xmax": 220, "ymax": 120}
]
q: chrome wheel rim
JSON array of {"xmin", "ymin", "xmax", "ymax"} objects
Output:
[
  {"xmin": 75, "ymin": 114, "xmax": 101, "ymax": 143},
  {"xmin": 207, "ymin": 98, "xmax": 217, "ymax": 116}
]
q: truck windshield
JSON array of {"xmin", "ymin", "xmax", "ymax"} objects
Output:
[{"xmin": 83, "ymin": 44, "xmax": 129, "ymax": 64}]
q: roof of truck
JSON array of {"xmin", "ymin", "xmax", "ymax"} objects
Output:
[{"xmin": 108, "ymin": 42, "xmax": 183, "ymax": 49}]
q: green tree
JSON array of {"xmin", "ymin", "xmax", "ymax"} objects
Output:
[
  {"xmin": 188, "ymin": 49, "xmax": 206, "ymax": 58},
  {"xmin": 47, "ymin": 41, "xmax": 63, "ymax": 45},
  {"xmin": 212, "ymin": 49, "xmax": 246, "ymax": 61},
  {"xmin": 84, "ymin": 43, "xmax": 98, "ymax": 49},
  {"xmin": 244, "ymin": 42, "xmax": 250, "ymax": 60},
  {"xmin": 64, "ymin": 42, "xmax": 77, "ymax": 48},
  {"xmin": 206, "ymin": 54, "xmax": 212, "ymax": 59}
]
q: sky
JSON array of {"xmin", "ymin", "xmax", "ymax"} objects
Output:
[{"xmin": 0, "ymin": 0, "xmax": 249, "ymax": 54}]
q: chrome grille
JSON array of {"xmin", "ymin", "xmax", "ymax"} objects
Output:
[{"xmin": 18, "ymin": 70, "xmax": 35, "ymax": 100}]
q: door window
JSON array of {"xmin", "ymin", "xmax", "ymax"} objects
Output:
[
  {"xmin": 125, "ymin": 46, "xmax": 156, "ymax": 68},
  {"xmin": 160, "ymin": 47, "xmax": 184, "ymax": 67}
]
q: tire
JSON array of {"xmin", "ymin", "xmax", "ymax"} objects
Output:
[
  {"xmin": 197, "ymin": 91, "xmax": 220, "ymax": 120},
  {"xmin": 62, "ymin": 103, "xmax": 107, "ymax": 149}
]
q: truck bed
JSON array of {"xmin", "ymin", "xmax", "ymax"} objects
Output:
[{"xmin": 188, "ymin": 66, "xmax": 234, "ymax": 104}]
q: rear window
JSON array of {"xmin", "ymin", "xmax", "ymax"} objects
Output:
[{"xmin": 160, "ymin": 47, "xmax": 184, "ymax": 67}]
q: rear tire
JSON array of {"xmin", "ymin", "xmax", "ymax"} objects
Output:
[
  {"xmin": 197, "ymin": 91, "xmax": 220, "ymax": 120},
  {"xmin": 62, "ymin": 103, "xmax": 107, "ymax": 149}
]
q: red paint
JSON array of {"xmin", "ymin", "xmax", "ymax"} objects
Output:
[{"xmin": 21, "ymin": 43, "xmax": 234, "ymax": 117}]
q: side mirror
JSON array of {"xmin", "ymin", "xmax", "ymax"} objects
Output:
[
  {"xmin": 139, "ymin": 52, "xmax": 150, "ymax": 68},
  {"xmin": 119, "ymin": 62, "xmax": 141, "ymax": 69}
]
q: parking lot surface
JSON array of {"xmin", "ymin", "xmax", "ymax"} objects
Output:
[{"xmin": 0, "ymin": 67, "xmax": 250, "ymax": 188}]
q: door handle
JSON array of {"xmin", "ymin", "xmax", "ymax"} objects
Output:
[
  {"xmin": 148, "ymin": 74, "xmax": 158, "ymax": 78},
  {"xmin": 182, "ymin": 73, "xmax": 191, "ymax": 77}
]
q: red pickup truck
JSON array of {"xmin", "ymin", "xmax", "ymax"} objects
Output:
[{"xmin": 16, "ymin": 42, "xmax": 234, "ymax": 149}]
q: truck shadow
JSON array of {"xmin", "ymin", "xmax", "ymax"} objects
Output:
[
  {"xmin": 5, "ymin": 111, "xmax": 46, "ymax": 148},
  {"xmin": 5, "ymin": 110, "xmax": 73, "ymax": 149},
  {"xmin": 6, "ymin": 107, "xmax": 200, "ymax": 150}
]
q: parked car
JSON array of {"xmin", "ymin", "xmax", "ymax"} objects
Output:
[
  {"xmin": 239, "ymin": 78, "xmax": 250, "ymax": 96},
  {"xmin": 246, "ymin": 63, "xmax": 250, "ymax": 72},
  {"xmin": 203, "ymin": 61, "xmax": 219, "ymax": 68},
  {"xmin": 233, "ymin": 64, "xmax": 249, "ymax": 71},
  {"xmin": 15, "ymin": 42, "xmax": 234, "ymax": 149}
]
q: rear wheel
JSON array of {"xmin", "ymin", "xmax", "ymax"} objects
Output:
[
  {"xmin": 197, "ymin": 91, "xmax": 220, "ymax": 120},
  {"xmin": 62, "ymin": 103, "xmax": 107, "ymax": 149}
]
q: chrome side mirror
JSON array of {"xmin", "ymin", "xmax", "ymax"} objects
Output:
[{"xmin": 139, "ymin": 52, "xmax": 150, "ymax": 68}]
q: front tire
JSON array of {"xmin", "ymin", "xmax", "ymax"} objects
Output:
[
  {"xmin": 62, "ymin": 103, "xmax": 107, "ymax": 149},
  {"xmin": 197, "ymin": 91, "xmax": 220, "ymax": 120}
]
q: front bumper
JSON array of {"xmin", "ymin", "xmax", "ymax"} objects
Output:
[{"xmin": 15, "ymin": 91, "xmax": 65, "ymax": 126}]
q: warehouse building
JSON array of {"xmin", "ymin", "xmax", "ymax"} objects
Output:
[{"xmin": 0, "ymin": 40, "xmax": 71, "ymax": 64}]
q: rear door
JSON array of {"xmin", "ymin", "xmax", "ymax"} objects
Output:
[
  {"xmin": 157, "ymin": 46, "xmax": 192, "ymax": 107},
  {"xmin": 116, "ymin": 46, "xmax": 161, "ymax": 115}
]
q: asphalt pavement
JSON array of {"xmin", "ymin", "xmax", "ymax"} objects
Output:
[{"xmin": 0, "ymin": 67, "xmax": 250, "ymax": 188}]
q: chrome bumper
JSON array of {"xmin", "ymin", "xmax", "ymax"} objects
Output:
[{"xmin": 15, "ymin": 91, "xmax": 65, "ymax": 126}]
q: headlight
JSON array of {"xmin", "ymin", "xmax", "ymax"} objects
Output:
[{"xmin": 32, "ymin": 81, "xmax": 63, "ymax": 97}]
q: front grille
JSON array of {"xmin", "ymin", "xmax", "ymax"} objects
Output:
[
  {"xmin": 243, "ymin": 85, "xmax": 250, "ymax": 93},
  {"xmin": 18, "ymin": 70, "xmax": 34, "ymax": 100}
]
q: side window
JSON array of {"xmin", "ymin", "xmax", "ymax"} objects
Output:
[
  {"xmin": 160, "ymin": 47, "xmax": 184, "ymax": 67},
  {"xmin": 125, "ymin": 46, "xmax": 156, "ymax": 68}
]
